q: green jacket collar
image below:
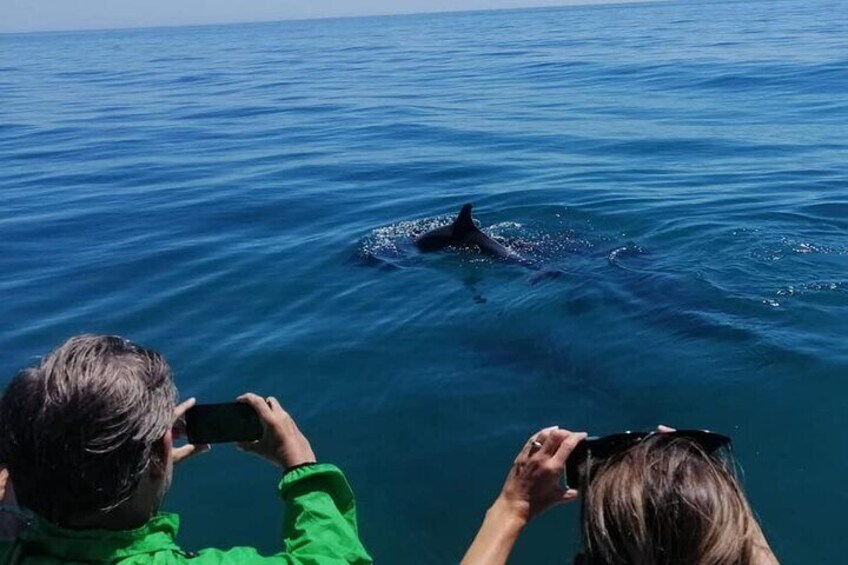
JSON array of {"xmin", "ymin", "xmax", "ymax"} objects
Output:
[{"xmin": 20, "ymin": 513, "xmax": 182, "ymax": 561}]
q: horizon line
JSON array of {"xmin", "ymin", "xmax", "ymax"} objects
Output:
[{"xmin": 0, "ymin": 0, "xmax": 669, "ymax": 36}]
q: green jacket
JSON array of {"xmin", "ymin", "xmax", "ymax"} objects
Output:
[{"xmin": 0, "ymin": 463, "xmax": 372, "ymax": 564}]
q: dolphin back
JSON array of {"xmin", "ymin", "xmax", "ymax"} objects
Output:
[
  {"xmin": 466, "ymin": 231, "xmax": 520, "ymax": 260},
  {"xmin": 415, "ymin": 204, "xmax": 477, "ymax": 252},
  {"xmin": 415, "ymin": 225, "xmax": 454, "ymax": 252},
  {"xmin": 414, "ymin": 203, "xmax": 527, "ymax": 264}
]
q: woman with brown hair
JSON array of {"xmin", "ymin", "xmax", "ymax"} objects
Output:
[{"xmin": 462, "ymin": 426, "xmax": 778, "ymax": 565}]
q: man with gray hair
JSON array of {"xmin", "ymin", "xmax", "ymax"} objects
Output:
[{"xmin": 0, "ymin": 334, "xmax": 372, "ymax": 563}]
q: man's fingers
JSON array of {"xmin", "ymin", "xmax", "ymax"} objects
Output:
[
  {"xmin": 266, "ymin": 396, "xmax": 286, "ymax": 415},
  {"xmin": 238, "ymin": 393, "xmax": 273, "ymax": 421},
  {"xmin": 172, "ymin": 445, "xmax": 194, "ymax": 462},
  {"xmin": 174, "ymin": 397, "xmax": 196, "ymax": 419},
  {"xmin": 237, "ymin": 440, "xmax": 259, "ymax": 453},
  {"xmin": 172, "ymin": 398, "xmax": 196, "ymax": 438},
  {"xmin": 172, "ymin": 443, "xmax": 211, "ymax": 465},
  {"xmin": 551, "ymin": 431, "xmax": 588, "ymax": 467}
]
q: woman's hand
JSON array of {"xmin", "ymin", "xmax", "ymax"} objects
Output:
[
  {"xmin": 171, "ymin": 398, "xmax": 211, "ymax": 465},
  {"xmin": 495, "ymin": 427, "xmax": 588, "ymax": 524},
  {"xmin": 461, "ymin": 427, "xmax": 588, "ymax": 565},
  {"xmin": 236, "ymin": 393, "xmax": 316, "ymax": 469}
]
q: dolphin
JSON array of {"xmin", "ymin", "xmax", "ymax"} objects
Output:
[{"xmin": 414, "ymin": 204, "xmax": 525, "ymax": 262}]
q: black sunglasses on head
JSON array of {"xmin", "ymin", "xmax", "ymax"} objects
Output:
[{"xmin": 564, "ymin": 429, "xmax": 731, "ymax": 490}]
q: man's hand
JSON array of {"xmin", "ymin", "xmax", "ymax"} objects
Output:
[
  {"xmin": 171, "ymin": 398, "xmax": 211, "ymax": 465},
  {"xmin": 237, "ymin": 393, "xmax": 316, "ymax": 469}
]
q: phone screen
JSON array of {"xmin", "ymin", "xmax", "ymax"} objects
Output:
[{"xmin": 185, "ymin": 403, "xmax": 263, "ymax": 444}]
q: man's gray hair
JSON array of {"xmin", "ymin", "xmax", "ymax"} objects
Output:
[{"xmin": 0, "ymin": 335, "xmax": 177, "ymax": 526}]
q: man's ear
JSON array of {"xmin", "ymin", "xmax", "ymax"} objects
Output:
[{"xmin": 150, "ymin": 431, "xmax": 172, "ymax": 478}]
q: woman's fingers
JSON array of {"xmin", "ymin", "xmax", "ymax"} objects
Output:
[
  {"xmin": 538, "ymin": 429, "xmax": 568, "ymax": 456},
  {"xmin": 520, "ymin": 428, "xmax": 588, "ymax": 465},
  {"xmin": 561, "ymin": 489, "xmax": 579, "ymax": 502},
  {"xmin": 551, "ymin": 431, "xmax": 587, "ymax": 468},
  {"xmin": 517, "ymin": 426, "xmax": 558, "ymax": 461}
]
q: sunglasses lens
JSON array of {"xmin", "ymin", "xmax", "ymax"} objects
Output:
[
  {"xmin": 565, "ymin": 433, "xmax": 644, "ymax": 489},
  {"xmin": 566, "ymin": 431, "xmax": 731, "ymax": 489},
  {"xmin": 589, "ymin": 432, "xmax": 646, "ymax": 459},
  {"xmin": 687, "ymin": 431, "xmax": 731, "ymax": 453}
]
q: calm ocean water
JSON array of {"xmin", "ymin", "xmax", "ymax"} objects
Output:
[{"xmin": 1, "ymin": 0, "xmax": 846, "ymax": 561}]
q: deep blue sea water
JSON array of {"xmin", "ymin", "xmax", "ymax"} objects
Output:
[{"xmin": 1, "ymin": 0, "xmax": 846, "ymax": 561}]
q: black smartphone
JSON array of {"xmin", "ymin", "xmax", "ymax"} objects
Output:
[
  {"xmin": 564, "ymin": 437, "xmax": 597, "ymax": 490},
  {"xmin": 185, "ymin": 402, "xmax": 264, "ymax": 444}
]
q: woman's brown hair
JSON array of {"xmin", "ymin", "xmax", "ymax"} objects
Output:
[{"xmin": 579, "ymin": 434, "xmax": 757, "ymax": 565}]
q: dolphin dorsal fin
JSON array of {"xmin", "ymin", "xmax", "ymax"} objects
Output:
[{"xmin": 453, "ymin": 204, "xmax": 476, "ymax": 235}]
